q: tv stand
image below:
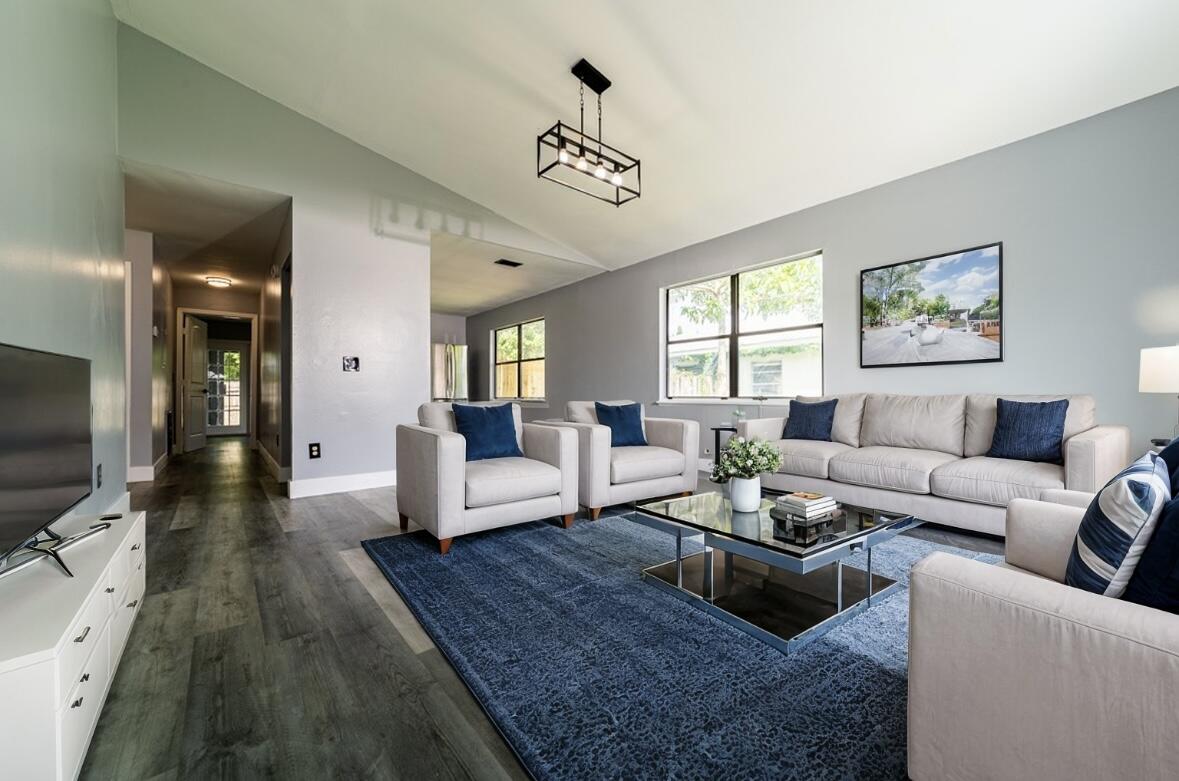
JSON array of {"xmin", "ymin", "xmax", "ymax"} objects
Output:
[
  {"xmin": 0, "ymin": 511, "xmax": 146, "ymax": 781},
  {"xmin": 0, "ymin": 520, "xmax": 113, "ymax": 581}
]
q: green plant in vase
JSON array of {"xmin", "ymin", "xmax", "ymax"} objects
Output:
[{"xmin": 710, "ymin": 436, "xmax": 783, "ymax": 512}]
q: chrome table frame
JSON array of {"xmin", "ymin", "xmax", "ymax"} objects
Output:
[{"xmin": 629, "ymin": 507, "xmax": 921, "ymax": 655}]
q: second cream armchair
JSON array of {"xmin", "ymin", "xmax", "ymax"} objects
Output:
[{"xmin": 541, "ymin": 401, "xmax": 700, "ymax": 519}]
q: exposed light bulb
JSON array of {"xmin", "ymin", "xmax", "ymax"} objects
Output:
[
  {"xmin": 610, "ymin": 170, "xmax": 623, "ymax": 187},
  {"xmin": 558, "ymin": 146, "xmax": 569, "ymax": 164},
  {"xmin": 575, "ymin": 156, "xmax": 588, "ymax": 171},
  {"xmin": 594, "ymin": 164, "xmax": 607, "ymax": 179}
]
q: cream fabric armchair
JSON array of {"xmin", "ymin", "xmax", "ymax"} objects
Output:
[
  {"xmin": 395, "ymin": 402, "xmax": 578, "ymax": 554},
  {"xmin": 540, "ymin": 401, "xmax": 699, "ymax": 519},
  {"xmin": 908, "ymin": 489, "xmax": 1179, "ymax": 780}
]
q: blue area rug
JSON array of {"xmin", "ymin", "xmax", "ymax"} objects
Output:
[{"xmin": 362, "ymin": 515, "xmax": 1000, "ymax": 780}]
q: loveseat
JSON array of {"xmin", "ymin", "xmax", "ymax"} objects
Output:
[
  {"xmin": 908, "ymin": 489, "xmax": 1179, "ymax": 778},
  {"xmin": 737, "ymin": 393, "xmax": 1129, "ymax": 536}
]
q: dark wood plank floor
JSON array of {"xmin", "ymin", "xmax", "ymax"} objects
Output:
[
  {"xmin": 81, "ymin": 438, "xmax": 528, "ymax": 781},
  {"xmin": 82, "ymin": 438, "xmax": 1002, "ymax": 780}
]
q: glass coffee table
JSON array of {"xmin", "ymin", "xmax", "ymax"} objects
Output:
[{"xmin": 627, "ymin": 490, "xmax": 919, "ymax": 654}]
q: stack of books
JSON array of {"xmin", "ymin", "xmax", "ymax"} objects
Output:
[
  {"xmin": 770, "ymin": 491, "xmax": 841, "ymax": 545},
  {"xmin": 772, "ymin": 491, "xmax": 837, "ymax": 524}
]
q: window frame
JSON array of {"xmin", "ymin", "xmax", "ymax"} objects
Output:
[
  {"xmin": 492, "ymin": 317, "xmax": 546, "ymax": 402},
  {"xmin": 663, "ymin": 253, "xmax": 823, "ymax": 400}
]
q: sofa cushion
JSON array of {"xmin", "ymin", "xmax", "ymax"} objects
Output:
[
  {"xmin": 595, "ymin": 402, "xmax": 648, "ymax": 447},
  {"xmin": 419, "ymin": 400, "xmax": 523, "ymax": 451},
  {"xmin": 1066, "ymin": 452, "xmax": 1171, "ymax": 598},
  {"xmin": 782, "ymin": 399, "xmax": 837, "ymax": 441},
  {"xmin": 452, "ymin": 403, "xmax": 524, "ymax": 461},
  {"xmin": 611, "ymin": 446, "xmax": 685, "ymax": 484},
  {"xmin": 1159, "ymin": 436, "xmax": 1179, "ymax": 485},
  {"xmin": 465, "ymin": 456, "xmax": 561, "ymax": 508},
  {"xmin": 931, "ymin": 456, "xmax": 1065, "ymax": 507},
  {"xmin": 986, "ymin": 398, "xmax": 1070, "ymax": 465},
  {"xmin": 797, "ymin": 393, "xmax": 866, "ymax": 447},
  {"xmin": 774, "ymin": 439, "xmax": 853, "ymax": 479},
  {"xmin": 964, "ymin": 394, "xmax": 1096, "ymax": 457},
  {"xmin": 859, "ymin": 395, "xmax": 966, "ymax": 456},
  {"xmin": 829, "ymin": 446, "xmax": 959, "ymax": 494}
]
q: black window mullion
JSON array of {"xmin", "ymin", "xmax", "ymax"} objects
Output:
[
  {"xmin": 728, "ymin": 272, "xmax": 739, "ymax": 397},
  {"xmin": 515, "ymin": 324, "xmax": 523, "ymax": 400}
]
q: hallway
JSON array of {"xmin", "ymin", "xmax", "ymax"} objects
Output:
[{"xmin": 82, "ymin": 437, "xmax": 526, "ymax": 780}]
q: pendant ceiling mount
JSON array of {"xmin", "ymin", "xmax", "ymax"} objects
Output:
[{"xmin": 537, "ymin": 58, "xmax": 640, "ymax": 207}]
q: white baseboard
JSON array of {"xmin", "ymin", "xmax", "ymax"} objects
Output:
[
  {"xmin": 288, "ymin": 469, "xmax": 397, "ymax": 499},
  {"xmin": 259, "ymin": 445, "xmax": 292, "ymax": 483},
  {"xmin": 126, "ymin": 465, "xmax": 155, "ymax": 483}
]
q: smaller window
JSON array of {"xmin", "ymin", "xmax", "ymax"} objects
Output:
[{"xmin": 493, "ymin": 319, "xmax": 545, "ymax": 400}]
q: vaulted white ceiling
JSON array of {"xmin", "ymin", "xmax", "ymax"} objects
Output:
[{"xmin": 112, "ymin": 0, "xmax": 1179, "ymax": 270}]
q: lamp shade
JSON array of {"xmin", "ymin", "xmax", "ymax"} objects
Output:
[{"xmin": 1139, "ymin": 345, "xmax": 1179, "ymax": 392}]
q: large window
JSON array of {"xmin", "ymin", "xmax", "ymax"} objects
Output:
[
  {"xmin": 664, "ymin": 254, "xmax": 822, "ymax": 399},
  {"xmin": 493, "ymin": 318, "xmax": 545, "ymax": 400}
]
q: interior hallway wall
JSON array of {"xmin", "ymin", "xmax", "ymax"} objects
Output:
[
  {"xmin": 125, "ymin": 229, "xmax": 154, "ymax": 476},
  {"xmin": 431, "ymin": 313, "xmax": 467, "ymax": 344},
  {"xmin": 468, "ymin": 86, "xmax": 1179, "ymax": 454},
  {"xmin": 152, "ymin": 261, "xmax": 174, "ymax": 464},
  {"xmin": 118, "ymin": 25, "xmax": 588, "ymax": 495},
  {"xmin": 0, "ymin": 0, "xmax": 126, "ymax": 510},
  {"xmin": 259, "ymin": 205, "xmax": 292, "ymax": 475}
]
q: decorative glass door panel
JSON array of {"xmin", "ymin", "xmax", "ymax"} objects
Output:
[{"xmin": 207, "ymin": 348, "xmax": 243, "ymax": 431}]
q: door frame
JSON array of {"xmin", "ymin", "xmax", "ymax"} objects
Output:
[{"xmin": 174, "ymin": 307, "xmax": 260, "ymax": 455}]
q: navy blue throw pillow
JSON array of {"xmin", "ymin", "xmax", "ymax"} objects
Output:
[
  {"xmin": 782, "ymin": 399, "xmax": 838, "ymax": 442},
  {"xmin": 1123, "ymin": 496, "xmax": 1179, "ymax": 613},
  {"xmin": 986, "ymin": 398, "xmax": 1070, "ymax": 464},
  {"xmin": 1159, "ymin": 436, "xmax": 1179, "ymax": 487},
  {"xmin": 452, "ymin": 403, "xmax": 522, "ymax": 461},
  {"xmin": 595, "ymin": 402, "xmax": 647, "ymax": 447}
]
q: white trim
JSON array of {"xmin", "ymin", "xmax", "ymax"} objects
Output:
[
  {"xmin": 259, "ymin": 444, "xmax": 292, "ymax": 483},
  {"xmin": 288, "ymin": 469, "xmax": 396, "ymax": 499},
  {"xmin": 655, "ymin": 398, "xmax": 791, "ymax": 407},
  {"xmin": 126, "ymin": 465, "xmax": 155, "ymax": 483}
]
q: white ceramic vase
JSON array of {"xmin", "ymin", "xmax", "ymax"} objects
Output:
[{"xmin": 730, "ymin": 475, "xmax": 761, "ymax": 513}]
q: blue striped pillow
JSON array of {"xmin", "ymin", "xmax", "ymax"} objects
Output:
[{"xmin": 1066, "ymin": 452, "xmax": 1172, "ymax": 597}]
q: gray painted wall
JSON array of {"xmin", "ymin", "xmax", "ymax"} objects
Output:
[
  {"xmin": 469, "ymin": 87, "xmax": 1179, "ymax": 456},
  {"xmin": 259, "ymin": 205, "xmax": 292, "ymax": 471},
  {"xmin": 126, "ymin": 229, "xmax": 154, "ymax": 470},
  {"xmin": 173, "ymin": 284, "xmax": 260, "ymax": 315},
  {"xmin": 118, "ymin": 26, "xmax": 586, "ymax": 489},
  {"xmin": 431, "ymin": 313, "xmax": 467, "ymax": 345},
  {"xmin": 0, "ymin": 0, "xmax": 126, "ymax": 511},
  {"xmin": 152, "ymin": 262, "xmax": 173, "ymax": 462}
]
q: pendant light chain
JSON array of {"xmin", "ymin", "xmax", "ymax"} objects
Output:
[{"xmin": 597, "ymin": 93, "xmax": 603, "ymax": 156}]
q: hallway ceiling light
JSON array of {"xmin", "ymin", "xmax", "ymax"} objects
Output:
[
  {"xmin": 537, "ymin": 59, "xmax": 640, "ymax": 207},
  {"xmin": 205, "ymin": 276, "xmax": 232, "ymax": 288}
]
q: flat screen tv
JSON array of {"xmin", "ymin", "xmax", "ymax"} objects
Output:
[{"xmin": 0, "ymin": 343, "xmax": 93, "ymax": 564}]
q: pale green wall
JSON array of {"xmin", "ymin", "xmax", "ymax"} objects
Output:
[{"xmin": 0, "ymin": 0, "xmax": 126, "ymax": 510}]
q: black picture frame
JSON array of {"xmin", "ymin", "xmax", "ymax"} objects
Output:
[{"xmin": 859, "ymin": 242, "xmax": 1003, "ymax": 369}]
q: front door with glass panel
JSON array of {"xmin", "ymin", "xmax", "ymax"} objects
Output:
[{"xmin": 207, "ymin": 344, "xmax": 248, "ymax": 436}]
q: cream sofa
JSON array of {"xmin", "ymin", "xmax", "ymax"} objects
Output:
[
  {"xmin": 539, "ymin": 401, "xmax": 699, "ymax": 519},
  {"xmin": 909, "ymin": 489, "xmax": 1179, "ymax": 779},
  {"xmin": 737, "ymin": 393, "xmax": 1129, "ymax": 536},
  {"xmin": 395, "ymin": 402, "xmax": 578, "ymax": 554}
]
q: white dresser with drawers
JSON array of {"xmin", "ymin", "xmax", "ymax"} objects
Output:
[{"xmin": 0, "ymin": 511, "xmax": 147, "ymax": 780}]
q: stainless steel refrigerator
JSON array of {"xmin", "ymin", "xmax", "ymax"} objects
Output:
[{"xmin": 431, "ymin": 343, "xmax": 468, "ymax": 400}]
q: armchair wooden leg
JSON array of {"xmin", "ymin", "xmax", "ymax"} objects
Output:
[
  {"xmin": 589, "ymin": 507, "xmax": 602, "ymax": 521},
  {"xmin": 438, "ymin": 538, "xmax": 452, "ymax": 555},
  {"xmin": 680, "ymin": 491, "xmax": 693, "ymax": 497},
  {"xmin": 562, "ymin": 514, "xmax": 575, "ymax": 528},
  {"xmin": 398, "ymin": 513, "xmax": 409, "ymax": 531}
]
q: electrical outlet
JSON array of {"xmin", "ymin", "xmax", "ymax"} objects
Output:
[
  {"xmin": 96, "ymin": 463, "xmax": 103, "ymax": 489},
  {"xmin": 309, "ymin": 443, "xmax": 321, "ymax": 459},
  {"xmin": 704, "ymin": 447, "xmax": 712, "ymax": 456}
]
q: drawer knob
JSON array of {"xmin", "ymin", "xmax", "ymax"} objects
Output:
[
  {"xmin": 126, "ymin": 599, "xmax": 139, "ymax": 609},
  {"xmin": 70, "ymin": 697, "xmax": 84, "ymax": 709},
  {"xmin": 105, "ymin": 587, "xmax": 115, "ymax": 594},
  {"xmin": 73, "ymin": 625, "xmax": 91, "ymax": 643},
  {"xmin": 80, "ymin": 673, "xmax": 90, "ymax": 683},
  {"xmin": 131, "ymin": 543, "xmax": 141, "ymax": 551}
]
